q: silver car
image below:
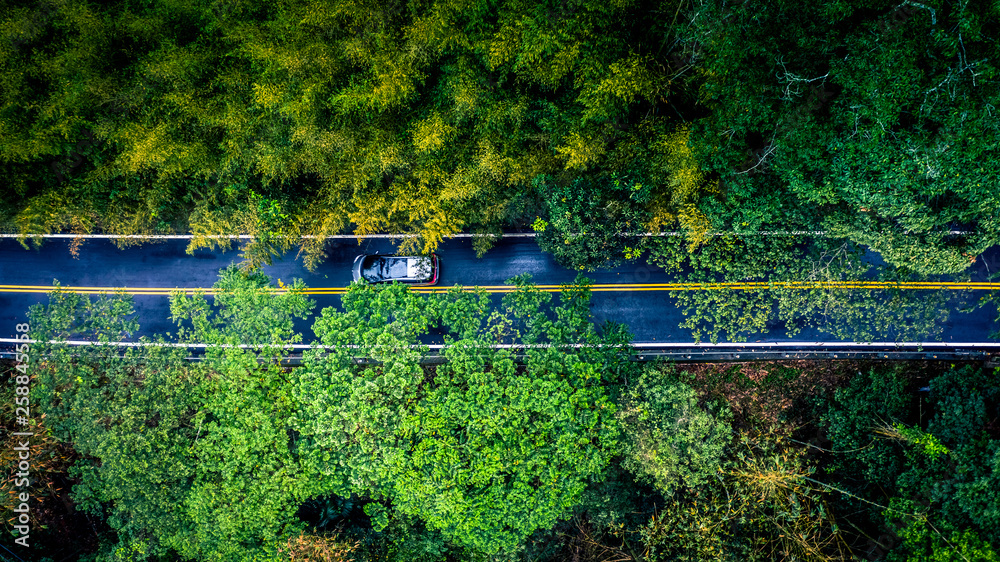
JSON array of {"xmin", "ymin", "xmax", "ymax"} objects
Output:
[{"xmin": 351, "ymin": 253, "xmax": 440, "ymax": 286}]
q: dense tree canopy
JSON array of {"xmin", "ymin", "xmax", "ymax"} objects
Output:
[
  {"xmin": 4, "ymin": 270, "xmax": 998, "ymax": 560},
  {"xmin": 293, "ymin": 276, "xmax": 628, "ymax": 554},
  {"xmin": 3, "ymin": 0, "xmax": 1000, "ymax": 558},
  {"xmin": 16, "ymin": 269, "xmax": 636, "ymax": 559},
  {"xmin": 676, "ymin": 0, "xmax": 1000, "ymax": 268},
  {"xmin": 4, "ymin": 0, "xmax": 995, "ymax": 276}
]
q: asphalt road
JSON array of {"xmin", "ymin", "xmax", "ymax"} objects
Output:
[{"xmin": 1, "ymin": 236, "xmax": 998, "ymax": 345}]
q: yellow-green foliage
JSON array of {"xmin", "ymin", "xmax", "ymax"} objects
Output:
[
  {"xmin": 656, "ymin": 126, "xmax": 718, "ymax": 249},
  {"xmin": 0, "ymin": 0, "xmax": 692, "ymax": 269},
  {"xmin": 412, "ymin": 112, "xmax": 457, "ymax": 154},
  {"xmin": 579, "ymin": 54, "xmax": 661, "ymax": 122},
  {"xmin": 556, "ymin": 130, "xmax": 607, "ymax": 171}
]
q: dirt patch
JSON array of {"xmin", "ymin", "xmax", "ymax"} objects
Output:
[{"xmin": 668, "ymin": 360, "xmax": 973, "ymax": 430}]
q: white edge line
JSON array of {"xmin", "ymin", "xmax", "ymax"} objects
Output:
[
  {"xmin": 2, "ymin": 338, "xmax": 999, "ymax": 350},
  {"xmin": 0, "ymin": 231, "xmax": 973, "ymax": 240}
]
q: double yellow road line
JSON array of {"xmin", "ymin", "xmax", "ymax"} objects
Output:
[
  {"xmin": 410, "ymin": 281, "xmax": 998, "ymax": 293},
  {"xmin": 0, "ymin": 280, "xmax": 996, "ymax": 296}
]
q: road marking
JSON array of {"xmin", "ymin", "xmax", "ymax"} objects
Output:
[
  {"xmin": 3, "ymin": 337, "xmax": 1000, "ymax": 349},
  {"xmin": 0, "ymin": 230, "xmax": 977, "ymax": 239},
  {"xmin": 0, "ymin": 280, "xmax": 996, "ymax": 295}
]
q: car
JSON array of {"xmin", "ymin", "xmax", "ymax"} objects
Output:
[{"xmin": 351, "ymin": 253, "xmax": 440, "ymax": 286}]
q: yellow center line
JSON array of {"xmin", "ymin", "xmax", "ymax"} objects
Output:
[{"xmin": 0, "ymin": 280, "xmax": 997, "ymax": 296}]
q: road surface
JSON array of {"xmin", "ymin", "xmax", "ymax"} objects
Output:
[{"xmin": 1, "ymin": 236, "xmax": 997, "ymax": 345}]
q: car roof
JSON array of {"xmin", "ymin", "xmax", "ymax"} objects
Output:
[{"xmin": 362, "ymin": 255, "xmax": 431, "ymax": 281}]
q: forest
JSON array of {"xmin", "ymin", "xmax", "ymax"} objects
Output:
[
  {"xmin": 1, "ymin": 0, "xmax": 998, "ymax": 274},
  {"xmin": 3, "ymin": 269, "xmax": 1000, "ymax": 560},
  {"xmin": 2, "ymin": 0, "xmax": 1000, "ymax": 559}
]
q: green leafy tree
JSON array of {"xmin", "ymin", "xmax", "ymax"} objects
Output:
[
  {"xmin": 617, "ymin": 365, "xmax": 732, "ymax": 495},
  {"xmin": 535, "ymin": 175, "xmax": 651, "ymax": 271},
  {"xmin": 645, "ymin": 234, "xmax": 956, "ymax": 343},
  {"xmin": 681, "ymin": 0, "xmax": 1000, "ymax": 275},
  {"xmin": 885, "ymin": 508, "xmax": 999, "ymax": 562},
  {"xmin": 292, "ymin": 276, "xmax": 629, "ymax": 556},
  {"xmin": 28, "ymin": 269, "xmax": 323, "ymax": 561},
  {"xmin": 820, "ymin": 367, "xmax": 912, "ymax": 485},
  {"xmin": 887, "ymin": 366, "xmax": 1000, "ymax": 550}
]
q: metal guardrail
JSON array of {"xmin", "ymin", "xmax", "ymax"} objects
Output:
[{"xmin": 2, "ymin": 340, "xmax": 998, "ymax": 365}]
